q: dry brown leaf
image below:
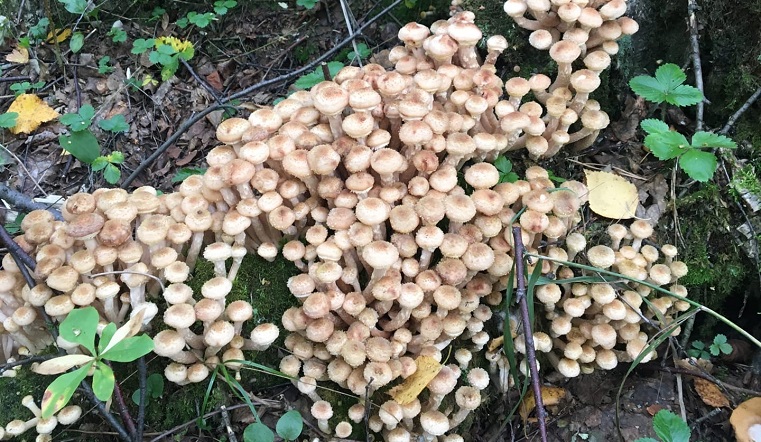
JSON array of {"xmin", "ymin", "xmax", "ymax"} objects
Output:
[
  {"xmin": 388, "ymin": 356, "xmax": 441, "ymax": 405},
  {"xmin": 585, "ymin": 170, "xmax": 639, "ymax": 219},
  {"xmin": 7, "ymin": 94, "xmax": 60, "ymax": 135},
  {"xmin": 5, "ymin": 46, "xmax": 29, "ymax": 64},
  {"xmin": 731, "ymin": 397, "xmax": 761, "ymax": 442},
  {"xmin": 646, "ymin": 403, "xmax": 664, "ymax": 416},
  {"xmin": 693, "ymin": 378, "xmax": 730, "ymax": 408},
  {"xmin": 519, "ymin": 386, "xmax": 567, "ymax": 422}
]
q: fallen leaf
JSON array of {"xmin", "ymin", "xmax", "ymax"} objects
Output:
[
  {"xmin": 488, "ymin": 335, "xmax": 504, "ymax": 352},
  {"xmin": 519, "ymin": 386, "xmax": 567, "ymax": 422},
  {"xmin": 647, "ymin": 403, "xmax": 665, "ymax": 416},
  {"xmin": 388, "ymin": 356, "xmax": 441, "ymax": 405},
  {"xmin": 205, "ymin": 71, "xmax": 223, "ymax": 91},
  {"xmin": 7, "ymin": 94, "xmax": 60, "ymax": 135},
  {"xmin": 5, "ymin": 46, "xmax": 29, "ymax": 64},
  {"xmin": 46, "ymin": 28, "xmax": 72, "ymax": 44},
  {"xmin": 693, "ymin": 378, "xmax": 730, "ymax": 408},
  {"xmin": 585, "ymin": 170, "xmax": 639, "ymax": 219},
  {"xmin": 730, "ymin": 397, "xmax": 761, "ymax": 442}
]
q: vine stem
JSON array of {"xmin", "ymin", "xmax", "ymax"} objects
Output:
[
  {"xmin": 527, "ymin": 253, "xmax": 761, "ymax": 349},
  {"xmin": 512, "ymin": 227, "xmax": 548, "ymax": 442}
]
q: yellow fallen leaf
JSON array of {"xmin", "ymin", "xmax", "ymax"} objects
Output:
[
  {"xmin": 585, "ymin": 170, "xmax": 639, "ymax": 219},
  {"xmin": 388, "ymin": 356, "xmax": 441, "ymax": 405},
  {"xmin": 519, "ymin": 385, "xmax": 567, "ymax": 423},
  {"xmin": 46, "ymin": 28, "xmax": 72, "ymax": 44},
  {"xmin": 693, "ymin": 378, "xmax": 729, "ymax": 408},
  {"xmin": 5, "ymin": 46, "xmax": 29, "ymax": 64},
  {"xmin": 7, "ymin": 94, "xmax": 60, "ymax": 135},
  {"xmin": 488, "ymin": 335, "xmax": 504, "ymax": 352}
]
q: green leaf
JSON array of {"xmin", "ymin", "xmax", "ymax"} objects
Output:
[
  {"xmin": 668, "ymin": 84, "xmax": 703, "ymax": 107},
  {"xmin": 40, "ymin": 362, "xmax": 92, "ymax": 418},
  {"xmin": 691, "ymin": 341, "xmax": 705, "ymax": 350},
  {"xmin": 100, "ymin": 335, "xmax": 153, "ymax": 362},
  {"xmin": 91, "ymin": 156, "xmax": 109, "ymax": 171},
  {"xmin": 296, "ymin": 0, "xmax": 318, "ymax": 9},
  {"xmin": 0, "ymin": 112, "xmax": 18, "ymax": 128},
  {"xmin": 633, "ymin": 438, "xmax": 659, "ymax": 442},
  {"xmin": 98, "ymin": 114, "xmax": 129, "ymax": 133},
  {"xmin": 70, "ymin": 32, "xmax": 84, "ymax": 53},
  {"xmin": 5, "ymin": 212, "xmax": 25, "ymax": 234},
  {"xmin": 276, "ymin": 410, "xmax": 303, "ymax": 441},
  {"xmin": 131, "ymin": 373, "xmax": 165, "ymax": 404},
  {"xmin": 629, "ymin": 75, "xmax": 669, "ymax": 104},
  {"xmin": 640, "ymin": 118, "xmax": 670, "ymax": 135},
  {"xmin": 160, "ymin": 56, "xmax": 180, "ymax": 81},
  {"xmin": 131, "ymin": 38, "xmax": 155, "ymax": 54},
  {"xmin": 29, "ymin": 18, "xmax": 50, "ymax": 40},
  {"xmin": 98, "ymin": 56, "xmax": 114, "ymax": 74},
  {"xmin": 719, "ymin": 343, "xmax": 733, "ymax": 355},
  {"xmin": 108, "ymin": 27, "xmax": 127, "ymax": 43},
  {"xmin": 78, "ymin": 105, "xmax": 95, "ymax": 123},
  {"xmin": 60, "ymin": 105, "xmax": 94, "ymax": 132},
  {"xmin": 652, "ymin": 409, "xmax": 690, "ymax": 442},
  {"xmin": 103, "ymin": 163, "xmax": 121, "ymax": 184},
  {"xmin": 494, "ymin": 156, "xmax": 512, "ymax": 174},
  {"xmin": 108, "ymin": 151, "xmax": 125, "ymax": 163},
  {"xmin": 654, "ymin": 63, "xmax": 686, "ymax": 91},
  {"xmin": 293, "ymin": 62, "xmax": 344, "ymax": 89},
  {"xmin": 60, "ymin": 0, "xmax": 89, "ymax": 15},
  {"xmin": 713, "ymin": 334, "xmax": 728, "ymax": 345},
  {"xmin": 680, "ymin": 149, "xmax": 717, "ymax": 182},
  {"xmin": 179, "ymin": 45, "xmax": 195, "ymax": 61},
  {"xmin": 644, "ymin": 131, "xmax": 689, "ymax": 161},
  {"xmin": 243, "ymin": 423, "xmax": 275, "ymax": 442},
  {"xmin": 93, "ymin": 360, "xmax": 115, "ymax": 401},
  {"xmin": 172, "ymin": 167, "xmax": 207, "ymax": 183},
  {"xmin": 691, "ymin": 132, "xmax": 737, "ymax": 149},
  {"xmin": 188, "ymin": 12, "xmax": 215, "ymax": 28},
  {"xmin": 176, "ymin": 17, "xmax": 189, "ymax": 29},
  {"xmin": 98, "ymin": 322, "xmax": 117, "ymax": 354},
  {"xmin": 59, "ymin": 306, "xmax": 99, "ymax": 354},
  {"xmin": 709, "ymin": 345, "xmax": 720, "ymax": 356},
  {"xmin": 60, "ymin": 130, "xmax": 100, "ymax": 164}
]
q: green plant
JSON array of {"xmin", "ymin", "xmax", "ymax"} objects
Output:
[
  {"xmin": 131, "ymin": 373, "xmax": 164, "ymax": 405},
  {"xmin": 108, "ymin": 23, "xmax": 127, "ymax": 43},
  {"xmin": 293, "ymin": 61, "xmax": 344, "ymax": 90},
  {"xmin": 687, "ymin": 334, "xmax": 733, "ymax": 359},
  {"xmin": 9, "ymin": 81, "xmax": 45, "ymax": 96},
  {"xmin": 132, "ymin": 37, "xmax": 194, "ymax": 81},
  {"xmin": 4, "ymin": 212, "xmax": 26, "ymax": 235},
  {"xmin": 494, "ymin": 156, "xmax": 519, "ymax": 183},
  {"xmin": 634, "ymin": 409, "xmax": 690, "ymax": 442},
  {"xmin": 98, "ymin": 56, "xmax": 114, "ymax": 74},
  {"xmin": 347, "ymin": 43, "xmax": 372, "ymax": 63},
  {"xmin": 58, "ymin": 0, "xmax": 91, "ymax": 15},
  {"xmin": 27, "ymin": 17, "xmax": 50, "ymax": 44},
  {"xmin": 296, "ymin": 0, "xmax": 319, "ymax": 10},
  {"xmin": 70, "ymin": 32, "xmax": 84, "ymax": 53},
  {"xmin": 58, "ymin": 104, "xmax": 130, "ymax": 184},
  {"xmin": 244, "ymin": 410, "xmax": 303, "ymax": 442},
  {"xmin": 629, "ymin": 63, "xmax": 703, "ymax": 107},
  {"xmin": 177, "ymin": 1, "xmax": 237, "ymax": 28},
  {"xmin": 172, "ymin": 167, "xmax": 207, "ymax": 183},
  {"xmin": 0, "ymin": 112, "xmax": 18, "ymax": 128},
  {"xmin": 641, "ymin": 119, "xmax": 737, "ymax": 182},
  {"xmin": 32, "ymin": 307, "xmax": 154, "ymax": 418}
]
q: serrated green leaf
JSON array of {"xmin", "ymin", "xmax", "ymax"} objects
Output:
[
  {"xmin": 40, "ymin": 362, "xmax": 92, "ymax": 418},
  {"xmin": 98, "ymin": 56, "xmax": 114, "ymax": 74},
  {"xmin": 644, "ymin": 132, "xmax": 687, "ymax": 160},
  {"xmin": 640, "ymin": 119, "xmax": 670, "ymax": 135},
  {"xmin": 109, "ymin": 27, "xmax": 127, "ymax": 43},
  {"xmin": 179, "ymin": 45, "xmax": 195, "ymax": 61},
  {"xmin": 668, "ymin": 84, "xmax": 703, "ymax": 107},
  {"xmin": 176, "ymin": 17, "xmax": 189, "ymax": 28},
  {"xmin": 719, "ymin": 343, "xmax": 732, "ymax": 354},
  {"xmin": 680, "ymin": 149, "xmax": 717, "ymax": 182},
  {"xmin": 493, "ymin": 155, "xmax": 512, "ymax": 174},
  {"xmin": 276, "ymin": 410, "xmax": 303, "ymax": 441},
  {"xmin": 93, "ymin": 360, "xmax": 115, "ymax": 401},
  {"xmin": 160, "ymin": 56, "xmax": 179, "ymax": 80},
  {"xmin": 244, "ymin": 422, "xmax": 275, "ymax": 442},
  {"xmin": 0, "ymin": 112, "xmax": 18, "ymax": 128},
  {"xmin": 98, "ymin": 114, "xmax": 129, "ymax": 133},
  {"xmin": 59, "ymin": 112, "xmax": 90, "ymax": 132},
  {"xmin": 654, "ymin": 63, "xmax": 687, "ymax": 91},
  {"xmin": 629, "ymin": 75, "xmax": 669, "ymax": 104},
  {"xmin": 691, "ymin": 132, "xmax": 737, "ymax": 149},
  {"xmin": 78, "ymin": 105, "xmax": 95, "ymax": 123},
  {"xmin": 103, "ymin": 163, "xmax": 121, "ymax": 184},
  {"xmin": 709, "ymin": 345, "xmax": 720, "ymax": 356},
  {"xmin": 109, "ymin": 151, "xmax": 125, "ymax": 163},
  {"xmin": 91, "ymin": 156, "xmax": 109, "ymax": 171},
  {"xmin": 70, "ymin": 32, "xmax": 84, "ymax": 53},
  {"xmin": 100, "ymin": 335, "xmax": 153, "ymax": 362},
  {"xmin": 652, "ymin": 409, "xmax": 690, "ymax": 442},
  {"xmin": 98, "ymin": 322, "xmax": 117, "ymax": 354},
  {"xmin": 59, "ymin": 306, "xmax": 99, "ymax": 354},
  {"xmin": 60, "ymin": 130, "xmax": 100, "ymax": 164},
  {"xmin": 713, "ymin": 334, "xmax": 727, "ymax": 345},
  {"xmin": 131, "ymin": 38, "xmax": 155, "ymax": 54}
]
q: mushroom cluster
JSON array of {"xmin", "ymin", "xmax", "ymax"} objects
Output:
[
  {"xmin": 0, "ymin": 396, "xmax": 81, "ymax": 441},
  {"xmin": 0, "ymin": 3, "xmax": 659, "ymax": 439}
]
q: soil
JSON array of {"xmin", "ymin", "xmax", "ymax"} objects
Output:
[{"xmin": 1, "ymin": 0, "xmax": 760, "ymax": 441}]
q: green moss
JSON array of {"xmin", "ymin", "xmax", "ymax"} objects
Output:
[
  {"xmin": 0, "ymin": 367, "xmax": 48, "ymax": 428},
  {"xmin": 141, "ymin": 377, "xmax": 227, "ymax": 433}
]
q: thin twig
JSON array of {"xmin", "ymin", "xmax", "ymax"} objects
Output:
[
  {"xmin": 107, "ymin": 361, "xmax": 137, "ymax": 439},
  {"xmin": 720, "ymin": 86, "xmax": 761, "ymax": 135},
  {"xmin": 687, "ymin": 0, "xmax": 705, "ymax": 130},
  {"xmin": 0, "ymin": 354, "xmax": 57, "ymax": 374},
  {"xmin": 511, "ymin": 226, "xmax": 548, "ymax": 442},
  {"xmin": 0, "ymin": 223, "xmax": 36, "ymax": 270},
  {"xmin": 0, "ymin": 76, "xmax": 32, "ymax": 83},
  {"xmin": 0, "ymin": 143, "xmax": 49, "ymax": 196},
  {"xmin": 180, "ymin": 58, "xmax": 223, "ymax": 104},
  {"xmin": 79, "ymin": 380, "xmax": 133, "ymax": 442},
  {"xmin": 220, "ymin": 405, "xmax": 238, "ymax": 442},
  {"xmin": 136, "ymin": 356, "xmax": 147, "ymax": 441},
  {"xmin": 337, "ymin": 0, "xmax": 363, "ymax": 67},
  {"xmin": 0, "ymin": 183, "xmax": 63, "ymax": 220},
  {"xmin": 121, "ymin": 0, "xmax": 404, "ymax": 188}
]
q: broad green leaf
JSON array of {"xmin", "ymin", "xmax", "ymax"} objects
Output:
[
  {"xmin": 59, "ymin": 306, "xmax": 99, "ymax": 354},
  {"xmin": 640, "ymin": 118, "xmax": 670, "ymax": 135},
  {"xmin": 643, "ymin": 132, "xmax": 687, "ymax": 160},
  {"xmin": 243, "ymin": 422, "xmax": 275, "ymax": 442},
  {"xmin": 40, "ymin": 362, "xmax": 92, "ymax": 418},
  {"xmin": 103, "ymin": 163, "xmax": 121, "ymax": 184},
  {"xmin": 0, "ymin": 112, "xmax": 18, "ymax": 128},
  {"xmin": 70, "ymin": 32, "xmax": 84, "ymax": 53},
  {"xmin": 60, "ymin": 0, "xmax": 88, "ymax": 14},
  {"xmin": 78, "ymin": 104, "xmax": 95, "ymax": 122},
  {"xmin": 691, "ymin": 132, "xmax": 737, "ymax": 149},
  {"xmin": 652, "ymin": 409, "xmax": 690, "ymax": 442},
  {"xmin": 633, "ymin": 438, "xmax": 659, "ymax": 442},
  {"xmin": 131, "ymin": 38, "xmax": 155, "ymax": 54},
  {"xmin": 100, "ymin": 335, "xmax": 153, "ymax": 362},
  {"xmin": 654, "ymin": 63, "xmax": 686, "ymax": 91},
  {"xmin": 680, "ymin": 149, "xmax": 717, "ymax": 182},
  {"xmin": 692, "ymin": 341, "xmax": 705, "ymax": 350},
  {"xmin": 33, "ymin": 354, "xmax": 95, "ymax": 375},
  {"xmin": 131, "ymin": 372, "xmax": 165, "ymax": 404},
  {"xmin": 276, "ymin": 410, "xmax": 303, "ymax": 441},
  {"xmin": 91, "ymin": 156, "xmax": 109, "ymax": 171},
  {"xmin": 172, "ymin": 167, "xmax": 207, "ymax": 183},
  {"xmin": 59, "ymin": 111, "xmax": 90, "ymax": 132},
  {"xmin": 60, "ymin": 130, "xmax": 100, "ymax": 164},
  {"xmin": 494, "ymin": 156, "xmax": 512, "ymax": 174},
  {"xmin": 629, "ymin": 75, "xmax": 668, "ymax": 104},
  {"xmin": 718, "ymin": 343, "xmax": 733, "ymax": 354},
  {"xmin": 98, "ymin": 322, "xmax": 117, "ymax": 354},
  {"xmin": 668, "ymin": 84, "xmax": 703, "ymax": 107},
  {"xmin": 98, "ymin": 114, "xmax": 129, "ymax": 133},
  {"xmin": 93, "ymin": 360, "xmax": 116, "ymax": 401},
  {"xmin": 100, "ymin": 308, "xmax": 147, "ymax": 355}
]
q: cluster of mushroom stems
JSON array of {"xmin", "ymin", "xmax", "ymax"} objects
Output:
[{"xmin": 0, "ymin": 1, "xmax": 684, "ymax": 440}]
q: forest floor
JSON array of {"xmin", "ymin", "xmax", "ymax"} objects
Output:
[{"xmin": 0, "ymin": 0, "xmax": 760, "ymax": 441}]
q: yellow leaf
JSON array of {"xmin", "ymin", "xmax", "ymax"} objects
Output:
[
  {"xmin": 585, "ymin": 170, "xmax": 639, "ymax": 219},
  {"xmin": 388, "ymin": 356, "xmax": 442, "ymax": 405},
  {"xmin": 7, "ymin": 94, "xmax": 60, "ymax": 135},
  {"xmin": 5, "ymin": 46, "xmax": 29, "ymax": 64},
  {"xmin": 693, "ymin": 378, "xmax": 730, "ymax": 408},
  {"xmin": 488, "ymin": 335, "xmax": 504, "ymax": 352},
  {"xmin": 519, "ymin": 386, "xmax": 567, "ymax": 423},
  {"xmin": 33, "ymin": 354, "xmax": 94, "ymax": 375},
  {"xmin": 46, "ymin": 28, "xmax": 72, "ymax": 44}
]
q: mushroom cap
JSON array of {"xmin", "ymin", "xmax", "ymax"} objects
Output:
[
  {"xmin": 420, "ymin": 410, "xmax": 450, "ymax": 436},
  {"xmin": 311, "ymin": 400, "xmax": 334, "ymax": 420},
  {"xmin": 587, "ymin": 245, "xmax": 615, "ymax": 269},
  {"xmin": 204, "ymin": 321, "xmax": 235, "ymax": 347}
]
